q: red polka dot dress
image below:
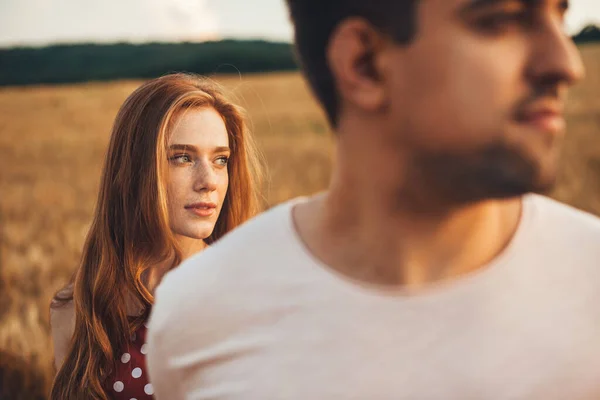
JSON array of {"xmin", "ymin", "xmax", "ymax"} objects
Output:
[{"xmin": 105, "ymin": 322, "xmax": 155, "ymax": 399}]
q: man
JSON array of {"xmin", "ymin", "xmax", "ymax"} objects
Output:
[{"xmin": 147, "ymin": 0, "xmax": 600, "ymax": 398}]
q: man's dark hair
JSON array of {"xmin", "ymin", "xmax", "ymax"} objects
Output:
[{"xmin": 285, "ymin": 0, "xmax": 420, "ymax": 126}]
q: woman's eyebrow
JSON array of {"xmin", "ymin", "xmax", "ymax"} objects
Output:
[
  {"xmin": 213, "ymin": 146, "xmax": 231, "ymax": 153},
  {"xmin": 169, "ymin": 144, "xmax": 197, "ymax": 152}
]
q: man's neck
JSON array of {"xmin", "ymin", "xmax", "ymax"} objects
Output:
[
  {"xmin": 313, "ymin": 191, "xmax": 521, "ymax": 288},
  {"xmin": 293, "ymin": 124, "xmax": 524, "ymax": 290}
]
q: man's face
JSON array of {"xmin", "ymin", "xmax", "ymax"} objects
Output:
[{"xmin": 386, "ymin": 0, "xmax": 584, "ymax": 203}]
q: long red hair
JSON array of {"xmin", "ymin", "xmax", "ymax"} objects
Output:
[{"xmin": 50, "ymin": 73, "xmax": 263, "ymax": 399}]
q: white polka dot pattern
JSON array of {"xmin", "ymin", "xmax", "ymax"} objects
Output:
[
  {"xmin": 132, "ymin": 367, "xmax": 142, "ymax": 379},
  {"xmin": 109, "ymin": 323, "xmax": 151, "ymax": 398},
  {"xmin": 144, "ymin": 383, "xmax": 154, "ymax": 395},
  {"xmin": 113, "ymin": 381, "xmax": 124, "ymax": 392},
  {"xmin": 121, "ymin": 353, "xmax": 131, "ymax": 363}
]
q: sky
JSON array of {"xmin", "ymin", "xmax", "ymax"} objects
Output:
[{"xmin": 0, "ymin": 0, "xmax": 599, "ymax": 48}]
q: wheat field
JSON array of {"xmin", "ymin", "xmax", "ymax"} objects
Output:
[{"xmin": 0, "ymin": 44, "xmax": 599, "ymax": 398}]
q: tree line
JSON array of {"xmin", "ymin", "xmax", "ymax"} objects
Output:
[
  {"xmin": 0, "ymin": 40, "xmax": 298, "ymax": 87},
  {"xmin": 0, "ymin": 25, "xmax": 599, "ymax": 87},
  {"xmin": 573, "ymin": 24, "xmax": 600, "ymax": 44}
]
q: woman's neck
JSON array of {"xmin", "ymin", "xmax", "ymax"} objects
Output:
[
  {"xmin": 177, "ymin": 236, "xmax": 208, "ymax": 260},
  {"xmin": 141, "ymin": 238, "xmax": 207, "ymax": 301}
]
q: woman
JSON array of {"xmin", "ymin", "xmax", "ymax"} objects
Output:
[{"xmin": 49, "ymin": 73, "xmax": 263, "ymax": 399}]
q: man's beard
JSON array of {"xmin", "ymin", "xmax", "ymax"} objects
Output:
[{"xmin": 399, "ymin": 139, "xmax": 560, "ymax": 211}]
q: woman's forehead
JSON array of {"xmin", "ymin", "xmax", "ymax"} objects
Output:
[{"xmin": 168, "ymin": 107, "xmax": 229, "ymax": 148}]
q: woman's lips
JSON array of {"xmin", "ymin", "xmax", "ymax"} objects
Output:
[{"xmin": 185, "ymin": 202, "xmax": 217, "ymax": 217}]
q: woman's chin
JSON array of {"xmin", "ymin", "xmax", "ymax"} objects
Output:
[{"xmin": 173, "ymin": 225, "xmax": 215, "ymax": 242}]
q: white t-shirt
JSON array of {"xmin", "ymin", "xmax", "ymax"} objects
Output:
[{"xmin": 147, "ymin": 194, "xmax": 600, "ymax": 400}]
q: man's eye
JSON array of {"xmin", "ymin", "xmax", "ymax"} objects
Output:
[{"xmin": 477, "ymin": 11, "xmax": 531, "ymax": 32}]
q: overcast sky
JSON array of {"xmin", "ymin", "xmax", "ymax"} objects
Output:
[{"xmin": 1, "ymin": 0, "xmax": 599, "ymax": 48}]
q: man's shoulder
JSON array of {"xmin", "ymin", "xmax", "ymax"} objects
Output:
[
  {"xmin": 155, "ymin": 199, "xmax": 302, "ymax": 301},
  {"xmin": 150, "ymin": 198, "xmax": 306, "ymax": 337},
  {"xmin": 192, "ymin": 198, "xmax": 301, "ymax": 267},
  {"xmin": 529, "ymin": 194, "xmax": 600, "ymax": 233},
  {"xmin": 526, "ymin": 194, "xmax": 600, "ymax": 259}
]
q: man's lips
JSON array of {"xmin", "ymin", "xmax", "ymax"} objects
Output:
[{"xmin": 514, "ymin": 103, "xmax": 565, "ymax": 134}]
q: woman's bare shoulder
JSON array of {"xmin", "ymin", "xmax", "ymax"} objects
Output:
[
  {"xmin": 50, "ymin": 285, "xmax": 76, "ymax": 371},
  {"xmin": 50, "ymin": 301, "xmax": 74, "ymax": 341},
  {"xmin": 50, "ymin": 285, "xmax": 74, "ymax": 315},
  {"xmin": 50, "ymin": 298, "xmax": 74, "ymax": 322}
]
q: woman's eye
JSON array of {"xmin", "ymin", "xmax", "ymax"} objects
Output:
[
  {"xmin": 170, "ymin": 154, "xmax": 193, "ymax": 164},
  {"xmin": 215, "ymin": 156, "xmax": 229, "ymax": 166}
]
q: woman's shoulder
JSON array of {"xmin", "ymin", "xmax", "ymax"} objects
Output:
[
  {"xmin": 50, "ymin": 282, "xmax": 74, "ymax": 305},
  {"xmin": 49, "ymin": 298, "xmax": 74, "ymax": 321},
  {"xmin": 50, "ymin": 284, "xmax": 76, "ymax": 371},
  {"xmin": 50, "ymin": 283, "xmax": 75, "ymax": 332},
  {"xmin": 50, "ymin": 281, "xmax": 73, "ymax": 309},
  {"xmin": 49, "ymin": 297, "xmax": 75, "ymax": 341}
]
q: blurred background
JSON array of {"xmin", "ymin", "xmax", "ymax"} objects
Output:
[{"xmin": 0, "ymin": 0, "xmax": 599, "ymax": 398}]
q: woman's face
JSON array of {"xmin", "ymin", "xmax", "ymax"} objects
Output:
[{"xmin": 166, "ymin": 107, "xmax": 230, "ymax": 243}]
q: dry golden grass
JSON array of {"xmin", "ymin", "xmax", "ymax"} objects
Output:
[{"xmin": 0, "ymin": 44, "xmax": 599, "ymax": 397}]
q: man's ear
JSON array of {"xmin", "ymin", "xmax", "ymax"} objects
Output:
[{"xmin": 327, "ymin": 17, "xmax": 391, "ymax": 116}]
